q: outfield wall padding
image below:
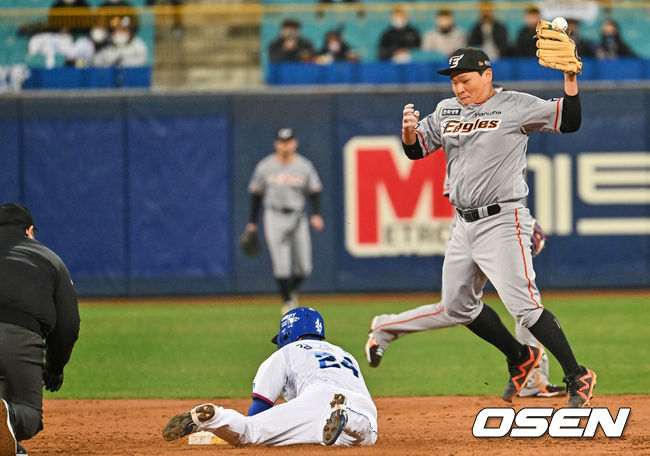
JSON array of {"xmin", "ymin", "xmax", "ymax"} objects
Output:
[{"xmin": 1, "ymin": 87, "xmax": 648, "ymax": 295}]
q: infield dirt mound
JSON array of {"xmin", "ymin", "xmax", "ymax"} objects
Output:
[{"xmin": 26, "ymin": 395, "xmax": 649, "ymax": 455}]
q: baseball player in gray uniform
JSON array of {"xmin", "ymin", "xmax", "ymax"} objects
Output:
[
  {"xmin": 246, "ymin": 128, "xmax": 324, "ymax": 314},
  {"xmin": 394, "ymin": 47, "xmax": 596, "ymax": 407},
  {"xmin": 366, "ymin": 181, "xmax": 563, "ymax": 398}
]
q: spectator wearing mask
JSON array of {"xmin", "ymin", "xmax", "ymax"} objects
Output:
[
  {"xmin": 512, "ymin": 7, "xmax": 541, "ymax": 57},
  {"xmin": 468, "ymin": 2, "xmax": 509, "ymax": 58},
  {"xmin": 378, "ymin": 6, "xmax": 421, "ymax": 62},
  {"xmin": 94, "ymin": 17, "xmax": 148, "ymax": 67},
  {"xmin": 565, "ymin": 19, "xmax": 596, "ymax": 58},
  {"xmin": 316, "ymin": 30, "xmax": 358, "ymax": 64},
  {"xmin": 421, "ymin": 9, "xmax": 466, "ymax": 57},
  {"xmin": 596, "ymin": 19, "xmax": 636, "ymax": 59},
  {"xmin": 63, "ymin": 24, "xmax": 111, "ymax": 67},
  {"xmin": 269, "ymin": 19, "xmax": 315, "ymax": 63}
]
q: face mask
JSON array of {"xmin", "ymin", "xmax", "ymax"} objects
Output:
[
  {"xmin": 91, "ymin": 28, "xmax": 107, "ymax": 43},
  {"xmin": 113, "ymin": 32, "xmax": 130, "ymax": 46},
  {"xmin": 391, "ymin": 17, "xmax": 407, "ymax": 29},
  {"xmin": 328, "ymin": 40, "xmax": 341, "ymax": 53}
]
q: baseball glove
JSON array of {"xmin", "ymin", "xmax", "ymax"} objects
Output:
[
  {"xmin": 531, "ymin": 220, "xmax": 547, "ymax": 258},
  {"xmin": 535, "ymin": 19, "xmax": 582, "ymax": 75},
  {"xmin": 240, "ymin": 229, "xmax": 261, "ymax": 257}
]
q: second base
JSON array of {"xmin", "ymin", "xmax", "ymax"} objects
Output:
[{"xmin": 188, "ymin": 431, "xmax": 228, "ymax": 445}]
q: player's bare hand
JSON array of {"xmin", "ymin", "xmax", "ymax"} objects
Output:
[
  {"xmin": 246, "ymin": 223, "xmax": 257, "ymax": 232},
  {"xmin": 402, "ymin": 103, "xmax": 420, "ymax": 132},
  {"xmin": 310, "ymin": 215, "xmax": 324, "ymax": 231}
]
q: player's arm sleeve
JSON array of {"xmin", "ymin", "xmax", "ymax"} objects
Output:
[
  {"xmin": 250, "ymin": 351, "xmax": 287, "ymax": 408},
  {"xmin": 249, "ymin": 193, "xmax": 262, "ymax": 223},
  {"xmin": 403, "ymin": 109, "xmax": 443, "ymax": 160},
  {"xmin": 308, "ymin": 192, "xmax": 321, "ymax": 216},
  {"xmin": 45, "ymin": 261, "xmax": 80, "ymax": 374},
  {"xmin": 247, "ymin": 397, "xmax": 272, "ymax": 416},
  {"xmin": 559, "ymin": 92, "xmax": 581, "ymax": 133},
  {"xmin": 516, "ymin": 92, "xmax": 564, "ymax": 134}
]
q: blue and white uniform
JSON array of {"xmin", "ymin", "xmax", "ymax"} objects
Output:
[{"xmin": 195, "ymin": 340, "xmax": 377, "ymax": 446}]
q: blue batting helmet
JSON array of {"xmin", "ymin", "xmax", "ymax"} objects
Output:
[{"xmin": 271, "ymin": 307, "xmax": 325, "ymax": 349}]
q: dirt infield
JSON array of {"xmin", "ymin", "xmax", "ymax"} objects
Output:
[{"xmin": 24, "ymin": 395, "xmax": 649, "ymax": 455}]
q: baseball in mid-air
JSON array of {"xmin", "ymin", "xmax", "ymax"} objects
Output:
[{"xmin": 552, "ymin": 16, "xmax": 568, "ymax": 31}]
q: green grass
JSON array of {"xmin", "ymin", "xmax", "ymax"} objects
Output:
[{"xmin": 51, "ymin": 293, "xmax": 650, "ymax": 399}]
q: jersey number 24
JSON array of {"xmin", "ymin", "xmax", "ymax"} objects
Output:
[{"xmin": 314, "ymin": 352, "xmax": 359, "ymax": 378}]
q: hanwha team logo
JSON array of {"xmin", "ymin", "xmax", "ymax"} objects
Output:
[
  {"xmin": 449, "ymin": 54, "xmax": 464, "ymax": 68},
  {"xmin": 343, "ymin": 136, "xmax": 453, "ymax": 257}
]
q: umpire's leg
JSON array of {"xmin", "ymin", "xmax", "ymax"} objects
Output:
[{"xmin": 0, "ymin": 322, "xmax": 44, "ymax": 441}]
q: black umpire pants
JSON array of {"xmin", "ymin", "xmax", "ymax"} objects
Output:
[{"xmin": 0, "ymin": 322, "xmax": 44, "ymax": 441}]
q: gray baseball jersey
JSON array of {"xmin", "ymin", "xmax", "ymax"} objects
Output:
[
  {"xmin": 249, "ymin": 154, "xmax": 322, "ymax": 212},
  {"xmin": 248, "ymin": 153, "xmax": 322, "ymax": 278},
  {"xmin": 408, "ymin": 90, "xmax": 565, "ymax": 336},
  {"xmin": 413, "ymin": 90, "xmax": 562, "ymax": 209}
]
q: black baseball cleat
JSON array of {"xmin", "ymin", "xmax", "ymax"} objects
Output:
[
  {"xmin": 502, "ymin": 345, "xmax": 543, "ymax": 402},
  {"xmin": 0, "ymin": 399, "xmax": 17, "ymax": 456},
  {"xmin": 364, "ymin": 334, "xmax": 385, "ymax": 368},
  {"xmin": 162, "ymin": 404, "xmax": 216, "ymax": 441},
  {"xmin": 323, "ymin": 394, "xmax": 348, "ymax": 446},
  {"xmin": 564, "ymin": 366, "xmax": 597, "ymax": 408},
  {"xmin": 532, "ymin": 383, "xmax": 567, "ymax": 398}
]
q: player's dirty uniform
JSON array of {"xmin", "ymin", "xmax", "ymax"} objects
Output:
[
  {"xmin": 189, "ymin": 340, "xmax": 377, "ymax": 446},
  {"xmin": 162, "ymin": 307, "xmax": 377, "ymax": 447},
  {"xmin": 249, "ymin": 153, "xmax": 322, "ymax": 280}
]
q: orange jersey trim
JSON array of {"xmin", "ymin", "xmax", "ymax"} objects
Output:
[
  {"xmin": 554, "ymin": 98, "xmax": 562, "ymax": 133},
  {"xmin": 371, "ymin": 306, "xmax": 445, "ymax": 332},
  {"xmin": 515, "ymin": 209, "xmax": 542, "ymax": 309},
  {"xmin": 414, "ymin": 129, "xmax": 430, "ymax": 156}
]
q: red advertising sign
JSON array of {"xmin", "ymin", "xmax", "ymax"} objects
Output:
[{"xmin": 344, "ymin": 136, "xmax": 454, "ymax": 257}]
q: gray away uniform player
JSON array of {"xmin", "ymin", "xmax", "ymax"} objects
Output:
[
  {"xmin": 162, "ymin": 307, "xmax": 377, "ymax": 447},
  {"xmin": 366, "ymin": 182, "xmax": 562, "ymax": 397},
  {"xmin": 247, "ymin": 128, "xmax": 324, "ymax": 314},
  {"xmin": 395, "ymin": 48, "xmax": 596, "ymax": 407}
]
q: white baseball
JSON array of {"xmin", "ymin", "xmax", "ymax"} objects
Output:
[{"xmin": 552, "ymin": 17, "xmax": 568, "ymax": 31}]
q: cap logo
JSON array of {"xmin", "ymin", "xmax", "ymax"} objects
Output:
[
  {"xmin": 449, "ymin": 54, "xmax": 464, "ymax": 68},
  {"xmin": 277, "ymin": 128, "xmax": 293, "ymax": 140}
]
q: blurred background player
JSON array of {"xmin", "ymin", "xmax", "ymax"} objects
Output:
[
  {"xmin": 162, "ymin": 307, "xmax": 377, "ymax": 447},
  {"xmin": 0, "ymin": 203, "xmax": 80, "ymax": 456},
  {"xmin": 246, "ymin": 128, "xmax": 324, "ymax": 314}
]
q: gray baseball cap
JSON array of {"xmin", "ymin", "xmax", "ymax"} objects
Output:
[{"xmin": 437, "ymin": 47, "xmax": 492, "ymax": 76}]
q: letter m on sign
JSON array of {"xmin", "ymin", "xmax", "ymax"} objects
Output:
[{"xmin": 344, "ymin": 136, "xmax": 453, "ymax": 257}]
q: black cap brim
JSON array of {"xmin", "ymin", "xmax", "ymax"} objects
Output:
[
  {"xmin": 437, "ymin": 68, "xmax": 455, "ymax": 76},
  {"xmin": 271, "ymin": 334, "xmax": 278, "ymax": 345}
]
